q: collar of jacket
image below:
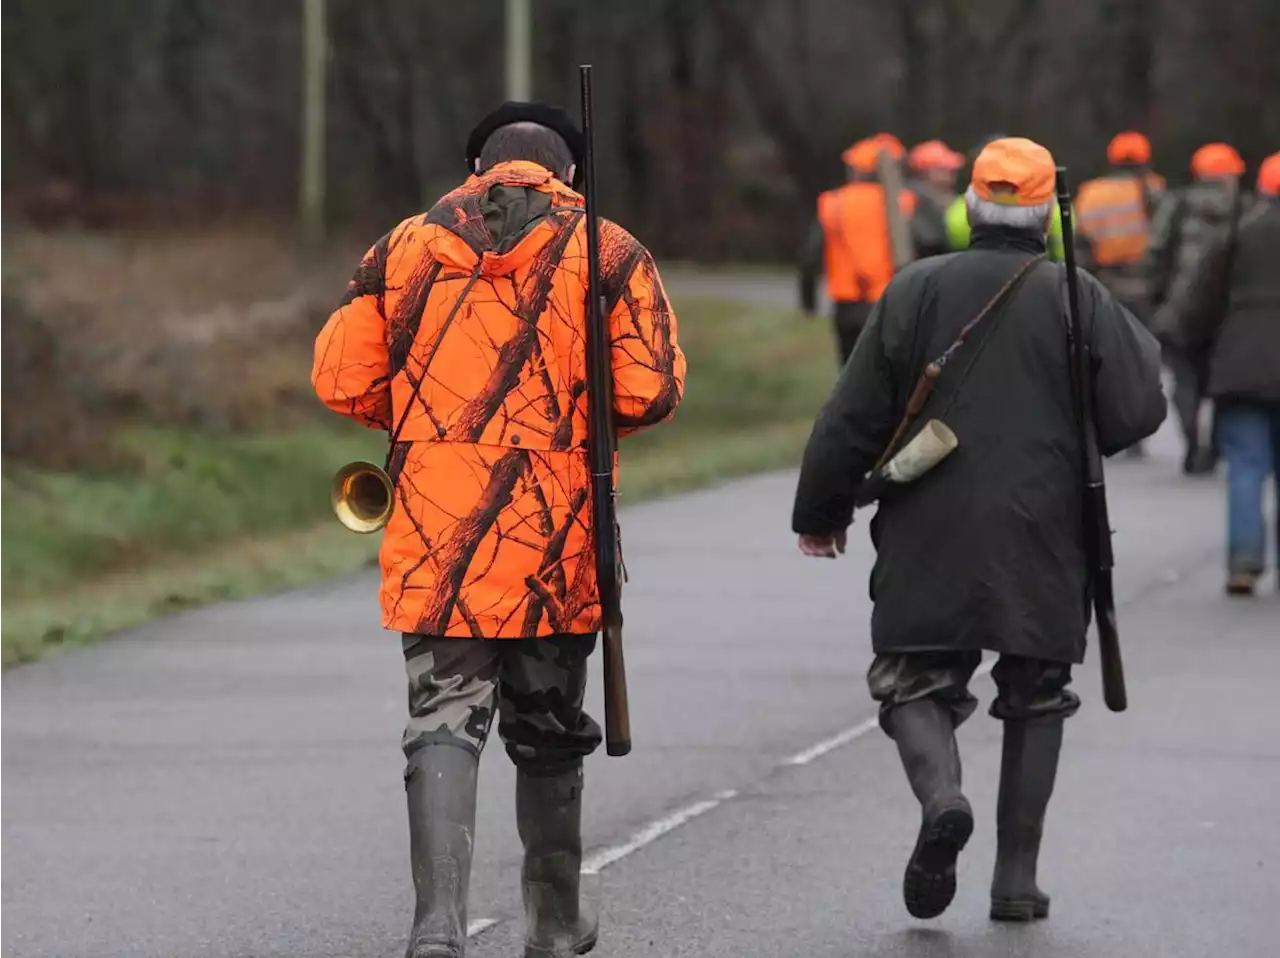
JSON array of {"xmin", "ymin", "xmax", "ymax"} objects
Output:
[
  {"xmin": 969, "ymin": 224, "xmax": 1047, "ymax": 255},
  {"xmin": 467, "ymin": 160, "xmax": 582, "ymax": 202}
]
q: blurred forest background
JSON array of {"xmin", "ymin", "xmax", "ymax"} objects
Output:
[
  {"xmin": 5, "ymin": 0, "xmax": 1278, "ymax": 253},
  {"xmin": 2, "ymin": 0, "xmax": 1276, "ymax": 663}
]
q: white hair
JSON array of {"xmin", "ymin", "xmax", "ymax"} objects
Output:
[{"xmin": 964, "ymin": 186, "xmax": 1053, "ymax": 231}]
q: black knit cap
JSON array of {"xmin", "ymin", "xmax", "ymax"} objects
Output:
[{"xmin": 465, "ymin": 101, "xmax": 585, "ymax": 188}]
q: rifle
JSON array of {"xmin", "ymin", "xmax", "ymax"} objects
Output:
[
  {"xmin": 579, "ymin": 64, "xmax": 631, "ymax": 757},
  {"xmin": 877, "ymin": 148, "xmax": 915, "ymax": 270},
  {"xmin": 1056, "ymin": 166, "xmax": 1127, "ymax": 714}
]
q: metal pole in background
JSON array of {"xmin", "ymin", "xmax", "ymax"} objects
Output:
[
  {"xmin": 505, "ymin": 0, "xmax": 532, "ymax": 100},
  {"xmin": 300, "ymin": 0, "xmax": 327, "ymax": 246}
]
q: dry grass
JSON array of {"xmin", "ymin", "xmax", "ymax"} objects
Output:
[
  {"xmin": 4, "ymin": 223, "xmax": 360, "ymax": 317},
  {"xmin": 2, "ymin": 225, "xmax": 366, "ymax": 466}
]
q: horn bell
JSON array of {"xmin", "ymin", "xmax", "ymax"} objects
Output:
[{"xmin": 331, "ymin": 461, "xmax": 394, "ymax": 534}]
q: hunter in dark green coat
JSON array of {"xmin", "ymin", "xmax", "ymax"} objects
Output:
[{"xmin": 792, "ymin": 139, "xmax": 1165, "ymax": 926}]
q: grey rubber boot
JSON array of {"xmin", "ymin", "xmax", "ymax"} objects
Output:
[
  {"xmin": 516, "ymin": 765, "xmax": 598, "ymax": 957},
  {"xmin": 990, "ymin": 717, "xmax": 1063, "ymax": 921},
  {"xmin": 404, "ymin": 745, "xmax": 479, "ymax": 958},
  {"xmin": 886, "ymin": 699, "xmax": 974, "ymax": 920}
]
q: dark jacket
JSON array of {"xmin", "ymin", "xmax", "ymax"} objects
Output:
[
  {"xmin": 1179, "ymin": 198, "xmax": 1280, "ymax": 403},
  {"xmin": 903, "ymin": 178, "xmax": 953, "ymax": 260},
  {"xmin": 792, "ymin": 226, "xmax": 1166, "ymax": 663},
  {"xmin": 1145, "ymin": 179, "xmax": 1252, "ymax": 343}
]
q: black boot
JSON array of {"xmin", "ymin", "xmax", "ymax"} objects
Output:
[
  {"xmin": 885, "ymin": 699, "xmax": 974, "ymax": 920},
  {"xmin": 517, "ymin": 765, "xmax": 598, "ymax": 957},
  {"xmin": 404, "ymin": 745, "xmax": 479, "ymax": 958},
  {"xmin": 990, "ymin": 717, "xmax": 1063, "ymax": 921},
  {"xmin": 1183, "ymin": 445, "xmax": 1218, "ymax": 476}
]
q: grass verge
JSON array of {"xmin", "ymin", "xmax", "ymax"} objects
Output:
[{"xmin": 1, "ymin": 295, "xmax": 835, "ymax": 667}]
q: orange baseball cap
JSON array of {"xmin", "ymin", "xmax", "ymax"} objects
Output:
[
  {"xmin": 1190, "ymin": 143, "xmax": 1245, "ymax": 178},
  {"xmin": 842, "ymin": 132, "xmax": 905, "ymax": 173},
  {"xmin": 909, "ymin": 140, "xmax": 965, "ymax": 171},
  {"xmin": 1107, "ymin": 131, "xmax": 1151, "ymax": 165},
  {"xmin": 1258, "ymin": 152, "xmax": 1280, "ymax": 196},
  {"xmin": 970, "ymin": 137, "xmax": 1056, "ymax": 206}
]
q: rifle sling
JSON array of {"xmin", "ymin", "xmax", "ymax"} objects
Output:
[{"xmin": 872, "ymin": 253, "xmax": 1044, "ymax": 474}]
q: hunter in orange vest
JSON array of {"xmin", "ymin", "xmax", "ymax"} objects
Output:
[
  {"xmin": 800, "ymin": 133, "xmax": 922, "ymax": 365},
  {"xmin": 1075, "ymin": 131, "xmax": 1166, "ymax": 457},
  {"xmin": 1075, "ymin": 131, "xmax": 1166, "ymax": 321}
]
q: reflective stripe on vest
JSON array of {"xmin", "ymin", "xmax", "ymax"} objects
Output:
[{"xmin": 1076, "ymin": 176, "xmax": 1150, "ymax": 266}]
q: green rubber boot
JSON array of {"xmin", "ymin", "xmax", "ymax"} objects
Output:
[
  {"xmin": 886, "ymin": 699, "xmax": 974, "ymax": 920},
  {"xmin": 517, "ymin": 766, "xmax": 598, "ymax": 957},
  {"xmin": 990, "ymin": 717, "xmax": 1063, "ymax": 921},
  {"xmin": 404, "ymin": 746, "xmax": 478, "ymax": 958}
]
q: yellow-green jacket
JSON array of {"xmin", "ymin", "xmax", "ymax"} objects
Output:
[{"xmin": 946, "ymin": 195, "xmax": 1067, "ymax": 261}]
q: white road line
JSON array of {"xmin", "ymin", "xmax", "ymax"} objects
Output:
[
  {"xmin": 581, "ymin": 789, "xmax": 738, "ymax": 876},
  {"xmin": 467, "ymin": 917, "xmax": 499, "ymax": 937},
  {"xmin": 784, "ymin": 657, "xmax": 997, "ymax": 766},
  {"xmin": 783, "ymin": 717, "xmax": 880, "ymax": 766}
]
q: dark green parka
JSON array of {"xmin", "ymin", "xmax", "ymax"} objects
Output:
[{"xmin": 793, "ymin": 225, "xmax": 1166, "ymax": 663}]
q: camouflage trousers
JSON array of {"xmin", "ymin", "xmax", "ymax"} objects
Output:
[
  {"xmin": 868, "ymin": 651, "xmax": 1081, "ymax": 732},
  {"xmin": 401, "ymin": 634, "xmax": 603, "ymax": 775}
]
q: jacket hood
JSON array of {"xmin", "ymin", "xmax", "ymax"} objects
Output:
[{"xmin": 425, "ymin": 161, "xmax": 584, "ymax": 277}]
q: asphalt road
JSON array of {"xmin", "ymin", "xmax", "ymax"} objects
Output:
[{"xmin": 5, "ymin": 381, "xmax": 1277, "ymax": 955}]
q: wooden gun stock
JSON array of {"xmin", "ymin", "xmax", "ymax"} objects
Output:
[
  {"xmin": 602, "ymin": 618, "xmax": 631, "ymax": 756},
  {"xmin": 877, "ymin": 147, "xmax": 915, "ymax": 270},
  {"xmin": 1095, "ymin": 577, "xmax": 1127, "ymax": 712}
]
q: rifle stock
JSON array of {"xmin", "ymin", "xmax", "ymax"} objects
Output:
[
  {"xmin": 877, "ymin": 148, "xmax": 915, "ymax": 270},
  {"xmin": 1057, "ymin": 166, "xmax": 1128, "ymax": 713},
  {"xmin": 580, "ymin": 64, "xmax": 632, "ymax": 756}
]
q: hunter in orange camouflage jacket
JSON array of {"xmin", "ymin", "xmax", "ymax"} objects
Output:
[{"xmin": 313, "ymin": 160, "xmax": 686, "ymax": 639}]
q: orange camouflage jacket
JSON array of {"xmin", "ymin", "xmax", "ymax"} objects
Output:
[{"xmin": 313, "ymin": 161, "xmax": 685, "ymax": 638}]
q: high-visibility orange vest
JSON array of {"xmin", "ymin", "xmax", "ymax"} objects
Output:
[
  {"xmin": 1076, "ymin": 172, "xmax": 1164, "ymax": 267},
  {"xmin": 817, "ymin": 183, "xmax": 917, "ymax": 302}
]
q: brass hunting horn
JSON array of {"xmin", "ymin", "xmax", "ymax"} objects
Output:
[{"xmin": 330, "ymin": 460, "xmax": 394, "ymax": 534}]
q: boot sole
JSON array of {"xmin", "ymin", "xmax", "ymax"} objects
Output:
[
  {"xmin": 990, "ymin": 896, "xmax": 1050, "ymax": 921},
  {"xmin": 903, "ymin": 805, "xmax": 973, "ymax": 919},
  {"xmin": 524, "ymin": 930, "xmax": 597, "ymax": 957}
]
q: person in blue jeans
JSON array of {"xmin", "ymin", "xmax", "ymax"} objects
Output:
[
  {"xmin": 1178, "ymin": 151, "xmax": 1280, "ymax": 596},
  {"xmin": 1216, "ymin": 404, "xmax": 1280, "ymax": 592}
]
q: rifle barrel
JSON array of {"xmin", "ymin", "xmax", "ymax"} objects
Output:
[{"xmin": 579, "ymin": 64, "xmax": 631, "ymax": 754}]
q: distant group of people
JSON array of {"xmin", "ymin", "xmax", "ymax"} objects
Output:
[{"xmin": 801, "ymin": 131, "xmax": 1280, "ymax": 597}]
